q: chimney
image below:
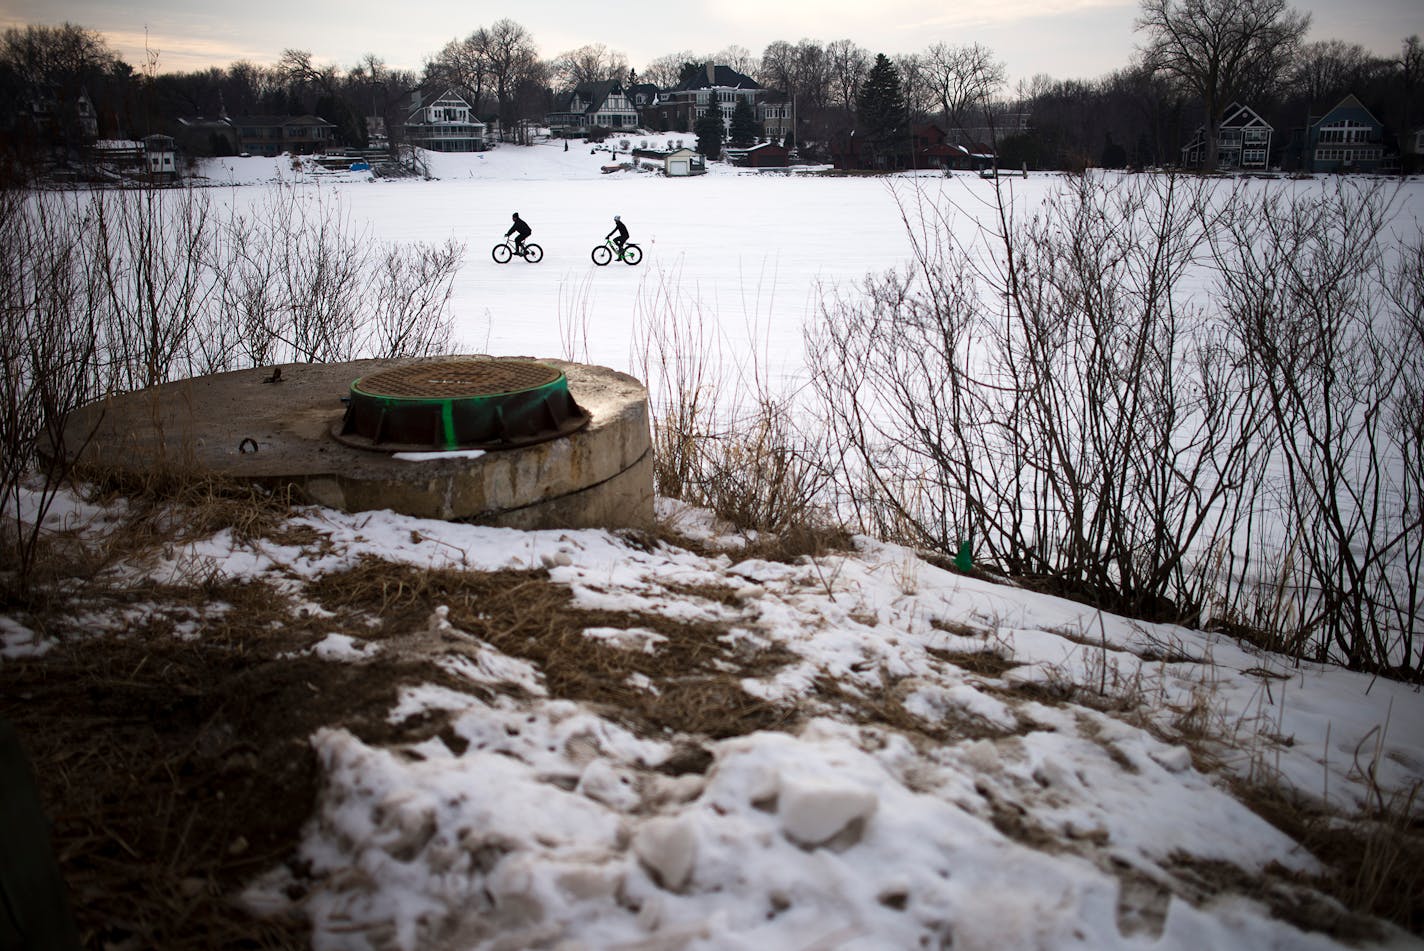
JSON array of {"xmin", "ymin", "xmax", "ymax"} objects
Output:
[{"xmin": 706, "ymin": 63, "xmax": 715, "ymax": 85}]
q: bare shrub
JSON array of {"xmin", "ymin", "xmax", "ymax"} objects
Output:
[
  {"xmin": 87, "ymin": 185, "xmax": 220, "ymax": 390},
  {"xmin": 212, "ymin": 186, "xmax": 462, "ymax": 366},
  {"xmin": 0, "ymin": 189, "xmax": 101, "ymax": 590},
  {"xmin": 811, "ymin": 174, "xmax": 1263, "ymax": 622},
  {"xmin": 1209, "ymin": 181, "xmax": 1423, "ymax": 677},
  {"xmin": 632, "ymin": 266, "xmax": 835, "ymax": 536}
]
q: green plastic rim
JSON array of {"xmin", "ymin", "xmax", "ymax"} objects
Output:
[{"xmin": 333, "ymin": 359, "xmax": 591, "ymax": 452}]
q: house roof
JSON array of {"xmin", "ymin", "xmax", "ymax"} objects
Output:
[
  {"xmin": 1183, "ymin": 102, "xmax": 1273, "ymax": 142},
  {"xmin": 230, "ymin": 115, "xmax": 334, "ymax": 128},
  {"xmin": 1219, "ymin": 102, "xmax": 1271, "ymax": 130},
  {"xmin": 671, "ymin": 65, "xmax": 761, "ymax": 92},
  {"xmin": 407, "ymin": 89, "xmax": 478, "ymax": 123},
  {"xmin": 1311, "ymin": 94, "xmax": 1381, "ymax": 128},
  {"xmin": 558, "ymin": 80, "xmax": 627, "ymax": 115}
]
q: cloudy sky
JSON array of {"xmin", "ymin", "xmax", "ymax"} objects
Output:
[{"xmin": 3, "ymin": 0, "xmax": 1417, "ymax": 84}]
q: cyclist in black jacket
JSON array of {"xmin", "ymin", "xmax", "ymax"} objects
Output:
[
  {"xmin": 506, "ymin": 213, "xmax": 532, "ymax": 253},
  {"xmin": 606, "ymin": 215, "xmax": 629, "ymax": 253}
]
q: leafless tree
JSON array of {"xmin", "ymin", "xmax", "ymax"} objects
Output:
[
  {"xmin": 1288, "ymin": 40, "xmax": 1378, "ymax": 107},
  {"xmin": 894, "ymin": 54, "xmax": 934, "ymax": 120},
  {"xmin": 713, "ymin": 45, "xmax": 759, "ymax": 76},
  {"xmin": 551, "ymin": 43, "xmax": 629, "ymax": 92},
  {"xmin": 361, "ymin": 242, "xmax": 462, "ymax": 359},
  {"xmin": 88, "ymin": 186, "xmax": 220, "ymax": 391},
  {"xmin": 0, "ymin": 23, "xmax": 120, "ymax": 154},
  {"xmin": 482, "ymin": 19, "xmax": 541, "ymax": 134},
  {"xmin": 0, "ymin": 189, "xmax": 100, "ymax": 589},
  {"xmin": 826, "ymin": 40, "xmax": 869, "ymax": 115},
  {"xmin": 276, "ymin": 48, "xmax": 338, "ymax": 99},
  {"xmin": 429, "ymin": 30, "xmax": 493, "ymax": 115},
  {"xmin": 760, "ymin": 39, "xmax": 833, "ymax": 112},
  {"xmin": 640, "ymin": 51, "xmax": 696, "ymax": 90},
  {"xmin": 1136, "ymin": 0, "xmax": 1309, "ymax": 171},
  {"xmin": 924, "ymin": 42, "xmax": 1007, "ymax": 142}
]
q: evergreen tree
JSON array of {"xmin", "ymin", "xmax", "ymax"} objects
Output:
[
  {"xmin": 694, "ymin": 105, "xmax": 724, "ymax": 159},
  {"xmin": 729, "ymin": 97, "xmax": 759, "ymax": 145},
  {"xmin": 856, "ymin": 54, "xmax": 907, "ymax": 166}
]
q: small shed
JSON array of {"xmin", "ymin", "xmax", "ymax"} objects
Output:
[
  {"xmin": 663, "ymin": 147, "xmax": 706, "ymax": 177},
  {"xmin": 729, "ymin": 142, "xmax": 789, "ymax": 168}
]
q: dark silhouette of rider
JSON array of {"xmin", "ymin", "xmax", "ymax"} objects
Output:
[
  {"xmin": 606, "ymin": 215, "xmax": 629, "ymax": 254},
  {"xmin": 506, "ymin": 213, "xmax": 532, "ymax": 253}
]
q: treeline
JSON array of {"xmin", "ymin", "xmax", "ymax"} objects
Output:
[{"xmin": 3, "ymin": 8, "xmax": 1422, "ymax": 173}]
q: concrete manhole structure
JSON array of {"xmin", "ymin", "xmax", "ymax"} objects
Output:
[
  {"xmin": 56, "ymin": 357, "xmax": 654, "ymax": 530},
  {"xmin": 334, "ymin": 359, "xmax": 591, "ymax": 452}
]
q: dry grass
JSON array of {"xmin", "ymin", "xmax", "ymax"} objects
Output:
[
  {"xmin": 926, "ymin": 646, "xmax": 1020, "ymax": 678},
  {"xmin": 304, "ymin": 557, "xmax": 800, "ymax": 740},
  {"xmin": 1232, "ymin": 780, "xmax": 1424, "ymax": 936},
  {"xmin": 810, "ymin": 672, "xmax": 1007, "ymax": 744},
  {"xmin": 0, "ymin": 575, "xmax": 457, "ymax": 951}
]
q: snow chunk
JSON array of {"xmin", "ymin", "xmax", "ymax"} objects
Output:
[
  {"xmin": 310, "ymin": 632, "xmax": 379, "ymax": 661},
  {"xmin": 633, "ymin": 815, "xmax": 699, "ymax": 891},
  {"xmin": 1150, "ymin": 745, "xmax": 1194, "ymax": 774},
  {"xmin": 779, "ymin": 775, "xmax": 878, "ymax": 848},
  {"xmin": 0, "ymin": 616, "xmax": 53, "ymax": 658},
  {"xmin": 582, "ymin": 626, "xmax": 667, "ymax": 652},
  {"xmin": 904, "ymin": 682, "xmax": 1019, "ymax": 730},
  {"xmin": 392, "ymin": 448, "xmax": 486, "ymax": 461}
]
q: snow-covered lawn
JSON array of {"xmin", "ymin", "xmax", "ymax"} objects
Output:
[{"xmin": 3, "ymin": 143, "xmax": 1423, "ymax": 949}]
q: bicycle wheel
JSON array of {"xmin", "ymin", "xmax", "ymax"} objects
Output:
[
  {"xmin": 522, "ymin": 243, "xmax": 543, "ymax": 263},
  {"xmin": 491, "ymin": 243, "xmax": 512, "ymax": 264},
  {"xmin": 591, "ymin": 245, "xmax": 612, "ymax": 266},
  {"xmin": 621, "ymin": 243, "xmax": 643, "ymax": 265}
]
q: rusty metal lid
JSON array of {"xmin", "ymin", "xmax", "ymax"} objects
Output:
[{"xmin": 332, "ymin": 358, "xmax": 591, "ymax": 452}]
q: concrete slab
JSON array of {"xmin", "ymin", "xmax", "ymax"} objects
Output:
[{"xmin": 56, "ymin": 357, "xmax": 655, "ymax": 530}]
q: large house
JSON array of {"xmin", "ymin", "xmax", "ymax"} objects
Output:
[
  {"xmin": 405, "ymin": 89, "xmax": 487, "ymax": 152},
  {"xmin": 655, "ymin": 65, "xmax": 765, "ymax": 135},
  {"xmin": 546, "ymin": 81, "xmax": 640, "ymax": 134},
  {"xmin": 1304, "ymin": 95, "xmax": 1386, "ymax": 173},
  {"xmin": 1181, "ymin": 102, "xmax": 1273, "ymax": 170},
  {"xmin": 230, "ymin": 115, "xmax": 334, "ymax": 156},
  {"xmin": 758, "ymin": 92, "xmax": 793, "ymax": 145}
]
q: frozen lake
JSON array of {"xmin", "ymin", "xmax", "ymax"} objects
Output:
[{"xmin": 202, "ymin": 144, "xmax": 1424, "ymax": 400}]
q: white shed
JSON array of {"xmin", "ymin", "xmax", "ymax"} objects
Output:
[{"xmin": 664, "ymin": 147, "xmax": 706, "ymax": 177}]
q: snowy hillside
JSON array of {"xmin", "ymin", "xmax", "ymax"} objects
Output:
[{"xmin": 4, "ymin": 482, "xmax": 1423, "ymax": 949}]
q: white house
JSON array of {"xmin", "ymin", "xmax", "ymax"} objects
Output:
[
  {"xmin": 547, "ymin": 81, "xmax": 640, "ymax": 134},
  {"xmin": 405, "ymin": 89, "xmax": 487, "ymax": 152}
]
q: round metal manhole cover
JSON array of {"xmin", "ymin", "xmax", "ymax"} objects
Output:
[
  {"xmin": 332, "ymin": 358, "xmax": 591, "ymax": 452},
  {"xmin": 357, "ymin": 360, "xmax": 563, "ymax": 399}
]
